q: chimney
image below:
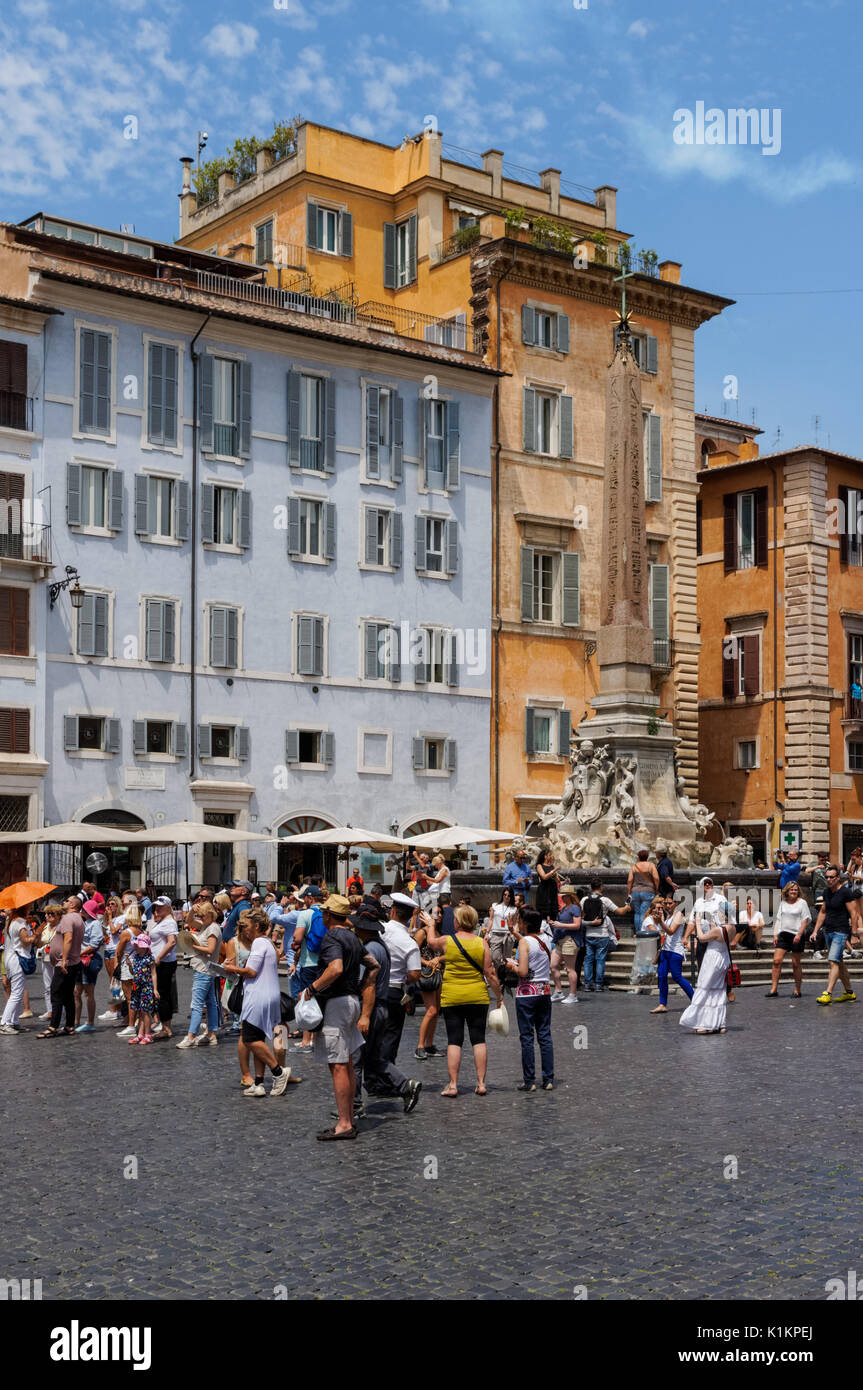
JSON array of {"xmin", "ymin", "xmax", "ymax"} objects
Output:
[
  {"xmin": 594, "ymin": 184, "xmax": 617, "ymax": 228},
  {"xmin": 217, "ymin": 168, "xmax": 236, "ymax": 200},
  {"xmin": 178, "ymin": 156, "xmax": 196, "ymax": 236},
  {"xmin": 256, "ymin": 145, "xmax": 275, "ymax": 176},
  {"xmin": 659, "ymin": 260, "xmax": 682, "ymax": 284},
  {"xmin": 482, "ymin": 149, "xmax": 503, "ymax": 199},
  {"xmin": 540, "ymin": 168, "xmax": 561, "ymax": 216}
]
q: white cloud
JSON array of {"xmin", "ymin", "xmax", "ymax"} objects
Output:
[
  {"xmin": 202, "ymin": 23, "xmax": 259, "ymax": 60},
  {"xmin": 522, "ymin": 107, "xmax": 547, "ymax": 134},
  {"xmin": 284, "ymin": 45, "xmax": 342, "ymax": 115},
  {"xmin": 627, "ymin": 20, "xmax": 651, "ymax": 39},
  {"xmin": 271, "ymin": 0, "xmax": 317, "ymax": 29},
  {"xmin": 419, "ymin": 0, "xmax": 451, "ymax": 9},
  {"xmin": 16, "ymin": 0, "xmax": 49, "ymax": 15}
]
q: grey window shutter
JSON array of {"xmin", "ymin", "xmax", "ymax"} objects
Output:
[
  {"xmin": 415, "ymin": 514, "xmax": 427, "ymax": 571},
  {"xmin": 175, "ymin": 480, "xmax": 190, "ymax": 541},
  {"xmin": 557, "ymin": 709, "xmax": 572, "ymax": 757},
  {"xmin": 64, "ymin": 715, "xmax": 78, "ymax": 751},
  {"xmin": 297, "ymin": 616, "xmax": 312, "ymax": 675},
  {"xmin": 422, "ymin": 398, "xmax": 432, "ymax": 489},
  {"xmin": 106, "ymin": 718, "xmax": 121, "ymax": 755},
  {"xmin": 236, "ymin": 726, "xmax": 250, "ymax": 761},
  {"xmin": 287, "ymin": 496, "xmax": 301, "ymax": 556},
  {"xmin": 145, "ymin": 600, "xmax": 162, "ymax": 662},
  {"xmin": 210, "ymin": 605, "xmax": 227, "ymax": 666},
  {"xmin": 556, "ymin": 314, "xmax": 570, "ymax": 354},
  {"xmin": 78, "ymin": 593, "xmax": 96, "ymax": 656},
  {"xmin": 163, "ymin": 344, "xmax": 178, "ymax": 446},
  {"xmin": 226, "ymin": 608, "xmax": 238, "ymax": 667},
  {"xmin": 324, "ymin": 502, "xmax": 336, "ymax": 560},
  {"xmin": 93, "ymin": 594, "xmax": 108, "ymax": 657},
  {"xmin": 287, "ymin": 371, "xmax": 301, "ymax": 468},
  {"xmin": 445, "ymin": 518, "xmax": 459, "ymax": 575},
  {"xmin": 562, "ymin": 552, "xmax": 580, "ymax": 626},
  {"xmin": 238, "ymin": 361, "xmax": 252, "ymax": 457},
  {"xmin": 132, "ymin": 720, "xmax": 147, "ymax": 756},
  {"xmin": 521, "ymin": 305, "xmax": 535, "ymax": 345},
  {"xmin": 389, "ymin": 623, "xmax": 401, "ymax": 682},
  {"xmin": 444, "ymin": 738, "xmax": 457, "ymax": 772},
  {"xmin": 200, "ymin": 354, "xmax": 214, "ymax": 452},
  {"xmin": 109, "ymin": 469, "xmax": 123, "ymax": 531},
  {"xmin": 148, "ymin": 342, "xmax": 164, "ymax": 444},
  {"xmin": 649, "ymin": 563, "xmax": 669, "ymax": 644},
  {"xmin": 197, "ymin": 724, "xmax": 212, "ymax": 758},
  {"xmin": 285, "ymin": 729, "xmax": 300, "ymax": 764},
  {"xmin": 525, "ymin": 706, "xmax": 535, "ymax": 755},
  {"xmin": 364, "ymin": 507, "xmax": 379, "ymax": 564},
  {"xmin": 340, "ymin": 211, "xmax": 353, "ymax": 257},
  {"xmin": 424, "ymin": 323, "xmax": 440, "ymax": 345},
  {"xmin": 446, "ymin": 400, "xmax": 460, "ymax": 490},
  {"xmin": 146, "ymin": 478, "xmax": 157, "ymax": 536},
  {"xmin": 446, "ymin": 634, "xmax": 459, "ymax": 688},
  {"xmin": 313, "ymin": 616, "xmax": 324, "ymax": 676},
  {"xmin": 412, "ymin": 736, "xmax": 425, "ymax": 769},
  {"xmin": 365, "ymin": 386, "xmax": 379, "ymax": 478},
  {"xmin": 307, "ymin": 201, "xmax": 319, "ymax": 249},
  {"xmin": 364, "ymin": 622, "xmax": 379, "ymax": 679},
  {"xmin": 523, "ymin": 386, "xmax": 536, "ymax": 452},
  {"xmin": 414, "ymin": 632, "xmax": 427, "ymax": 684},
  {"xmin": 96, "ymin": 333, "xmax": 111, "ymax": 433},
  {"xmin": 407, "ymin": 213, "xmax": 418, "ymax": 283},
  {"xmin": 391, "ymin": 393, "xmax": 403, "ymax": 481},
  {"xmin": 79, "ymin": 329, "xmax": 95, "ymax": 432},
  {"xmin": 324, "ymin": 377, "xmax": 336, "ymax": 473},
  {"xmin": 66, "ymin": 462, "xmax": 82, "ymax": 526},
  {"xmin": 238, "ymin": 490, "xmax": 251, "ymax": 549},
  {"xmin": 200, "ymin": 483, "xmax": 215, "ymax": 544},
  {"xmin": 172, "ymin": 722, "xmax": 188, "ymax": 758},
  {"xmin": 559, "ymin": 394, "xmax": 574, "ymax": 459},
  {"xmin": 163, "ymin": 600, "xmax": 175, "ymax": 662},
  {"xmin": 645, "ymin": 334, "xmax": 658, "ymax": 374},
  {"xmin": 390, "ymin": 511, "xmax": 403, "ymax": 568},
  {"xmin": 322, "ymin": 731, "xmax": 335, "ymax": 764},
  {"xmin": 520, "ymin": 546, "xmax": 535, "ymax": 621},
  {"xmin": 383, "ymin": 222, "xmax": 396, "ymax": 288},
  {"xmin": 647, "ymin": 414, "xmax": 662, "ymax": 500}
]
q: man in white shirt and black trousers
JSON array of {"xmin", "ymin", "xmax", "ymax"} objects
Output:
[{"xmin": 352, "ymin": 894, "xmax": 423, "ymax": 1113}]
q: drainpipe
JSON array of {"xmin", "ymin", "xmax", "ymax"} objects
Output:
[
  {"xmin": 493, "ymin": 245, "xmax": 517, "ymax": 826},
  {"xmin": 189, "ymin": 314, "xmax": 212, "ymax": 789},
  {"xmin": 767, "ymin": 461, "xmax": 783, "ymax": 838}
]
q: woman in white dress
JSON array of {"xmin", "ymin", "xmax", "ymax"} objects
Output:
[
  {"xmin": 679, "ymin": 902, "xmax": 732, "ymax": 1035},
  {"xmin": 0, "ymin": 914, "xmax": 39, "ymax": 1033}
]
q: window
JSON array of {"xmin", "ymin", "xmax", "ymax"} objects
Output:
[
  {"xmin": 520, "ymin": 547, "xmax": 579, "ymax": 626},
  {"xmin": 285, "ymin": 728, "xmax": 335, "ymax": 766},
  {"xmin": 287, "ymin": 372, "xmax": 335, "ymax": 473},
  {"xmin": 522, "ymin": 307, "xmax": 570, "ymax": 353},
  {"xmin": 134, "ymin": 475, "xmax": 189, "ymax": 541},
  {"xmin": 209, "ymin": 606, "xmax": 239, "ymax": 668},
  {"xmin": 213, "ymin": 357, "xmax": 238, "ymax": 457},
  {"xmin": 426, "ymin": 400, "xmax": 445, "ymax": 486},
  {"xmin": 425, "ymin": 314, "xmax": 469, "ymax": 350},
  {"xmin": 147, "ymin": 343, "xmax": 179, "ymax": 448},
  {"xmin": 212, "ymin": 726, "xmax": 233, "ymax": 759},
  {"xmin": 849, "ymin": 741, "xmax": 863, "ymax": 773},
  {"xmin": 533, "ymin": 551, "xmax": 555, "ymax": 622},
  {"xmin": 287, "ymin": 497, "xmax": 336, "ymax": 560},
  {"xmin": 201, "ymin": 355, "xmax": 251, "ymax": 459},
  {"xmin": 0, "ymin": 341, "xmax": 28, "ymax": 430},
  {"xmin": 132, "ymin": 720, "xmax": 187, "ymax": 758},
  {"xmin": 848, "ymin": 633, "xmax": 863, "ymax": 717},
  {"xmin": 363, "ymin": 506, "xmax": 402, "ymax": 568},
  {"xmin": 152, "ymin": 477, "xmax": 173, "ymax": 538},
  {"xmin": 648, "ymin": 562, "xmax": 670, "ymax": 665},
  {"xmin": 383, "ymin": 214, "xmax": 417, "ymax": 289},
  {"xmin": 306, "ymin": 203, "xmax": 353, "ymax": 257},
  {"xmin": 722, "ymin": 632, "xmax": 761, "ymax": 697},
  {"xmin": 358, "ymin": 729, "xmax": 392, "ymax": 775},
  {"xmin": 0, "ymin": 708, "xmax": 29, "ymax": 753},
  {"xmin": 197, "ymin": 724, "xmax": 249, "ymax": 760},
  {"xmin": 363, "ymin": 621, "xmax": 401, "ymax": 682},
  {"xmin": 738, "ymin": 739, "xmax": 757, "ymax": 770},
  {"xmin": 146, "ymin": 721, "xmax": 169, "ymax": 753},
  {"xmin": 200, "ymin": 484, "xmax": 251, "ymax": 549},
  {"xmin": 422, "ymin": 399, "xmax": 460, "ymax": 490},
  {"xmin": 613, "ymin": 325, "xmax": 658, "ymax": 373},
  {"xmin": 365, "ymin": 385, "xmax": 404, "ymax": 482},
  {"xmin": 66, "ymin": 463, "xmax": 123, "ymax": 532},
  {"xmin": 413, "ymin": 627, "xmax": 458, "ymax": 688},
  {"xmin": 644, "ymin": 412, "xmax": 662, "ymax": 501},
  {"xmin": 64, "ymin": 714, "xmax": 120, "ymax": 755},
  {"xmin": 425, "ymin": 518, "xmax": 445, "ymax": 573},
  {"xmin": 145, "ymin": 599, "xmax": 176, "ymax": 663},
  {"xmin": 0, "ymin": 586, "xmax": 28, "ymax": 655},
  {"xmin": 77, "ymin": 592, "xmax": 109, "ymax": 658},
  {"xmin": 723, "ymin": 488, "xmax": 767, "ymax": 571},
  {"xmin": 82, "ymin": 466, "xmax": 107, "ymax": 527},
  {"xmin": 77, "ymin": 716, "xmax": 103, "ymax": 749},
  {"xmin": 412, "ymin": 735, "xmax": 457, "ymax": 773},
  {"xmin": 525, "ymin": 706, "xmax": 571, "ymax": 758},
  {"xmin": 255, "ymin": 220, "xmax": 274, "ymax": 264},
  {"xmin": 77, "ymin": 327, "xmax": 112, "ymax": 436},
  {"xmin": 522, "ymin": 387, "xmax": 573, "ymax": 459},
  {"xmin": 838, "ymin": 485, "xmax": 863, "ymax": 567},
  {"xmin": 296, "ymin": 614, "xmax": 325, "ymax": 677}
]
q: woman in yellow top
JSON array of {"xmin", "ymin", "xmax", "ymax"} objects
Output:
[{"xmin": 428, "ymin": 905, "xmax": 502, "ymax": 1098}]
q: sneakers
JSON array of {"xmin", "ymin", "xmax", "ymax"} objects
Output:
[
  {"xmin": 550, "ymin": 990, "xmax": 565, "ymax": 1003},
  {"xmin": 74, "ymin": 1023, "xmax": 95, "ymax": 1033},
  {"xmin": 151, "ymin": 1020, "xmax": 163, "ymax": 1035},
  {"xmin": 414, "ymin": 1047, "xmax": 429, "ymax": 1060},
  {"xmin": 812, "ymin": 951, "xmax": 824, "ymax": 960},
  {"xmin": 175, "ymin": 1035, "xmax": 197, "ymax": 1049},
  {"xmin": 138, "ymin": 1034, "xmax": 154, "ymax": 1045},
  {"xmin": 837, "ymin": 990, "xmax": 857, "ymax": 1003},
  {"xmin": 403, "ymin": 1079, "xmax": 422, "ymax": 1114},
  {"xmin": 98, "ymin": 1010, "xmax": 121, "ymax": 1023},
  {"xmin": 816, "ymin": 992, "xmax": 833, "ymax": 1006},
  {"xmin": 195, "ymin": 1032, "xmax": 218, "ymax": 1046},
  {"xmin": 562, "ymin": 994, "xmax": 578, "ymax": 1006},
  {"xmin": 0, "ymin": 1023, "xmax": 20, "ymax": 1035},
  {"xmin": 517, "ymin": 1082, "xmax": 536, "ymax": 1092},
  {"xmin": 243, "ymin": 1083, "xmax": 267, "ymax": 1097},
  {"xmin": 542, "ymin": 1081, "xmax": 554, "ymax": 1091},
  {"xmin": 292, "ymin": 1044, "xmax": 313, "ymax": 1054},
  {"xmin": 117, "ymin": 1025, "xmax": 136, "ymax": 1038},
  {"xmin": 269, "ymin": 1067, "xmax": 292, "ymax": 1097},
  {"xmin": 425, "ymin": 1044, "xmax": 442, "ymax": 1057}
]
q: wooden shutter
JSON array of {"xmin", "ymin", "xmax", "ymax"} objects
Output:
[
  {"xmin": 444, "ymin": 738, "xmax": 457, "ymax": 771},
  {"xmin": 646, "ymin": 414, "xmax": 662, "ymax": 500},
  {"xmin": 365, "ymin": 385, "xmax": 380, "ymax": 477},
  {"xmin": 407, "ymin": 213, "xmax": 417, "ymax": 283},
  {"xmin": 525, "ymin": 707, "xmax": 536, "ymax": 755},
  {"xmin": 132, "ymin": 720, "xmax": 147, "ymax": 756},
  {"xmin": 200, "ymin": 354, "xmax": 214, "ymax": 452},
  {"xmin": 0, "ymin": 341, "xmax": 27, "ymax": 400},
  {"xmin": 521, "ymin": 546, "xmax": 535, "ymax": 621},
  {"xmin": 723, "ymin": 494, "xmax": 737, "ymax": 571},
  {"xmin": 722, "ymin": 636, "xmax": 738, "ymax": 698},
  {"xmin": 340, "ymin": 211, "xmax": 353, "ymax": 257},
  {"xmin": 197, "ymin": 724, "xmax": 212, "ymax": 758},
  {"xmin": 839, "ymin": 484, "xmax": 849, "ymax": 564},
  {"xmin": 307, "ymin": 201, "xmax": 319, "ymax": 249},
  {"xmin": 0, "ymin": 707, "xmax": 29, "ymax": 754},
  {"xmin": 523, "ymin": 386, "xmax": 536, "ymax": 452},
  {"xmin": 556, "ymin": 314, "xmax": 570, "ymax": 354},
  {"xmin": 0, "ymin": 587, "xmax": 28, "ymax": 655},
  {"xmin": 755, "ymin": 486, "xmax": 768, "ymax": 567},
  {"xmin": 364, "ymin": 507, "xmax": 378, "ymax": 564},
  {"xmin": 210, "ymin": 606, "xmax": 227, "ymax": 666},
  {"xmin": 390, "ymin": 512, "xmax": 403, "ymax": 568},
  {"xmin": 106, "ymin": 718, "xmax": 121, "ymax": 755},
  {"xmin": 562, "ymin": 552, "xmax": 580, "ymax": 626},
  {"xmin": 134, "ymin": 474, "xmax": 149, "ymax": 535},
  {"xmin": 391, "ymin": 393, "xmax": 404, "ymax": 482},
  {"xmin": 64, "ymin": 715, "xmax": 79, "ymax": 751},
  {"xmin": 412, "ymin": 736, "xmax": 425, "ymax": 769},
  {"xmin": 174, "ymin": 480, "xmax": 190, "ymax": 541},
  {"xmin": 415, "ymin": 514, "xmax": 427, "ymax": 571},
  {"xmin": 559, "ymin": 394, "xmax": 574, "ymax": 459},
  {"xmin": 557, "ymin": 709, "xmax": 572, "ymax": 757},
  {"xmin": 66, "ymin": 462, "xmax": 82, "ymax": 526},
  {"xmin": 522, "ymin": 305, "xmax": 536, "ymax": 345},
  {"xmin": 742, "ymin": 634, "xmax": 760, "ymax": 696},
  {"xmin": 285, "ymin": 729, "xmax": 300, "ymax": 764},
  {"xmin": 200, "ymin": 483, "xmax": 215, "ymax": 544},
  {"xmin": 445, "ymin": 519, "xmax": 459, "ymax": 575},
  {"xmin": 383, "ymin": 222, "xmax": 396, "ymax": 288},
  {"xmin": 238, "ymin": 491, "xmax": 251, "ymax": 549},
  {"xmin": 108, "ymin": 469, "xmax": 123, "ymax": 532},
  {"xmin": 324, "ymin": 502, "xmax": 336, "ymax": 560},
  {"xmin": 324, "ymin": 377, "xmax": 336, "ymax": 473},
  {"xmin": 87, "ymin": 331, "xmax": 111, "ymax": 434},
  {"xmin": 649, "ymin": 563, "xmax": 669, "ymax": 650},
  {"xmin": 235, "ymin": 726, "xmax": 249, "ymax": 761},
  {"xmin": 645, "ymin": 335, "xmax": 658, "ymax": 373},
  {"xmin": 364, "ymin": 622, "xmax": 379, "ymax": 679},
  {"xmin": 148, "ymin": 342, "xmax": 177, "ymax": 446},
  {"xmin": 238, "ymin": 360, "xmax": 252, "ymax": 458},
  {"xmin": 172, "ymin": 723, "xmax": 188, "ymax": 759},
  {"xmin": 446, "ymin": 401, "xmax": 460, "ymax": 490}
]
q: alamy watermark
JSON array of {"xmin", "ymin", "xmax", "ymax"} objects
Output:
[{"xmin": 673, "ymin": 102, "xmax": 781, "ymax": 156}]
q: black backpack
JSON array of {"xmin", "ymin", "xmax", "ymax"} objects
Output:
[{"xmin": 581, "ymin": 893, "xmax": 604, "ymax": 924}]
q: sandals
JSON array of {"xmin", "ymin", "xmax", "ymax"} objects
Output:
[
  {"xmin": 316, "ymin": 1126, "xmax": 357, "ymax": 1141},
  {"xmin": 37, "ymin": 1027, "xmax": 60, "ymax": 1038}
]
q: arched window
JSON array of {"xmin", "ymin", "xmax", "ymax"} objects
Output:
[{"xmin": 700, "ymin": 439, "xmax": 717, "ymax": 469}]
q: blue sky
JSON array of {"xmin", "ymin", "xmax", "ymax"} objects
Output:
[{"xmin": 1, "ymin": 0, "xmax": 860, "ymax": 452}]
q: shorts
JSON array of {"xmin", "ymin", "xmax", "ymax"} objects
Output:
[
  {"xmin": 80, "ymin": 954, "xmax": 103, "ymax": 985},
  {"xmin": 241, "ymin": 1020, "xmax": 268, "ymax": 1045},
  {"xmin": 774, "ymin": 931, "xmax": 804, "ymax": 954},
  {"xmin": 825, "ymin": 930, "xmax": 850, "ymax": 964},
  {"xmin": 442, "ymin": 1002, "xmax": 488, "ymax": 1048},
  {"xmin": 319, "ymin": 994, "xmax": 363, "ymax": 1064},
  {"xmin": 552, "ymin": 931, "xmax": 579, "ymax": 956}
]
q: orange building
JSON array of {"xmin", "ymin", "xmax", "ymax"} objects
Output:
[
  {"xmin": 177, "ymin": 122, "xmax": 732, "ymax": 830},
  {"xmin": 697, "ymin": 414, "xmax": 863, "ymax": 863}
]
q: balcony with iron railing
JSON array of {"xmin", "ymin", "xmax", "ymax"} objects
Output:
[
  {"xmin": 843, "ymin": 692, "xmax": 863, "ymax": 725},
  {"xmin": 0, "ymin": 390, "xmax": 34, "ymax": 432},
  {"xmin": 0, "ymin": 521, "xmax": 51, "ymax": 565},
  {"xmin": 651, "ymin": 637, "xmax": 674, "ymax": 671},
  {"xmin": 356, "ymin": 301, "xmax": 482, "ymax": 352},
  {"xmin": 194, "ymin": 269, "xmax": 356, "ymax": 323},
  {"xmin": 431, "ymin": 225, "xmax": 487, "ymax": 265}
]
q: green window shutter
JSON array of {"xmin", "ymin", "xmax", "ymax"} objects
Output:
[
  {"xmin": 522, "ymin": 386, "xmax": 536, "ymax": 452},
  {"xmin": 364, "ymin": 507, "xmax": 378, "ymax": 564},
  {"xmin": 407, "ymin": 213, "xmax": 418, "ymax": 283},
  {"xmin": 557, "ymin": 709, "xmax": 572, "ymax": 757},
  {"xmin": 522, "ymin": 305, "xmax": 536, "ymax": 345},
  {"xmin": 415, "ymin": 514, "xmax": 427, "ymax": 571},
  {"xmin": 445, "ymin": 518, "xmax": 458, "ymax": 575},
  {"xmin": 562, "ymin": 552, "xmax": 580, "ymax": 626},
  {"xmin": 520, "ymin": 545, "xmax": 535, "ymax": 621},
  {"xmin": 365, "ymin": 385, "xmax": 379, "ymax": 478},
  {"xmin": 133, "ymin": 474, "xmax": 149, "ymax": 535},
  {"xmin": 364, "ymin": 622, "xmax": 380, "ymax": 679},
  {"xmin": 108, "ymin": 470, "xmax": 123, "ymax": 531},
  {"xmin": 238, "ymin": 360, "xmax": 252, "ymax": 457},
  {"xmin": 556, "ymin": 314, "xmax": 570, "ymax": 354},
  {"xmin": 446, "ymin": 400, "xmax": 460, "ymax": 490},
  {"xmin": 307, "ymin": 201, "xmax": 319, "ymax": 249},
  {"xmin": 558, "ymin": 394, "xmax": 573, "ymax": 459},
  {"xmin": 525, "ymin": 707, "xmax": 535, "ymax": 755},
  {"xmin": 66, "ymin": 462, "xmax": 82, "ymax": 526},
  {"xmin": 383, "ymin": 222, "xmax": 396, "ymax": 288},
  {"xmin": 200, "ymin": 483, "xmax": 215, "ymax": 544},
  {"xmin": 391, "ymin": 393, "xmax": 404, "ymax": 482},
  {"xmin": 286, "ymin": 371, "xmax": 301, "ymax": 468},
  {"xmin": 323, "ymin": 502, "xmax": 336, "ymax": 560},
  {"xmin": 199, "ymin": 354, "xmax": 214, "ymax": 452},
  {"xmin": 340, "ymin": 211, "xmax": 353, "ymax": 257},
  {"xmin": 647, "ymin": 414, "xmax": 662, "ymax": 500},
  {"xmin": 238, "ymin": 491, "xmax": 251, "ymax": 549},
  {"xmin": 324, "ymin": 377, "xmax": 336, "ymax": 473},
  {"xmin": 287, "ymin": 497, "xmax": 301, "ymax": 556},
  {"xmin": 645, "ymin": 335, "xmax": 658, "ymax": 373},
  {"xmin": 78, "ymin": 593, "xmax": 96, "ymax": 656}
]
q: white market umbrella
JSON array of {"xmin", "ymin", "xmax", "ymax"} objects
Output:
[
  {"xmin": 404, "ymin": 825, "xmax": 524, "ymax": 850},
  {"xmin": 128, "ymin": 821, "xmax": 271, "ymax": 846},
  {"xmin": 0, "ymin": 821, "xmax": 132, "ymax": 845},
  {"xmin": 273, "ymin": 825, "xmax": 407, "ymax": 852}
]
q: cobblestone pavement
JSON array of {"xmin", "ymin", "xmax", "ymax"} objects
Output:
[{"xmin": 2, "ymin": 969, "xmax": 860, "ymax": 1301}]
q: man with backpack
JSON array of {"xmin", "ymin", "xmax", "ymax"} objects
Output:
[
  {"xmin": 581, "ymin": 882, "xmax": 628, "ymax": 992},
  {"xmin": 289, "ymin": 885, "xmax": 326, "ymax": 1052}
]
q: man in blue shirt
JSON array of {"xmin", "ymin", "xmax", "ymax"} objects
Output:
[
  {"xmin": 221, "ymin": 883, "xmax": 252, "ymax": 943},
  {"xmin": 548, "ymin": 887, "xmax": 583, "ymax": 1004},
  {"xmin": 779, "ymin": 849, "xmax": 802, "ymax": 890},
  {"xmin": 503, "ymin": 850, "xmax": 533, "ymax": 898}
]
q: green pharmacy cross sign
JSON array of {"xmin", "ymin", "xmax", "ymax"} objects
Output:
[{"xmin": 780, "ymin": 824, "xmax": 802, "ymax": 853}]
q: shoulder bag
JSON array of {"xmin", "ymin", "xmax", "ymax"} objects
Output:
[
  {"xmin": 722, "ymin": 927, "xmax": 741, "ymax": 989},
  {"xmin": 451, "ymin": 932, "xmax": 487, "ymax": 980}
]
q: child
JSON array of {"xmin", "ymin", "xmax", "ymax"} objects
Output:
[{"xmin": 128, "ymin": 933, "xmax": 159, "ymax": 1045}]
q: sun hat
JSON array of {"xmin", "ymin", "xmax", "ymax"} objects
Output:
[
  {"xmin": 82, "ymin": 898, "xmax": 103, "ymax": 917},
  {"xmin": 134, "ymin": 933, "xmax": 151, "ymax": 949},
  {"xmin": 321, "ymin": 894, "xmax": 351, "ymax": 918}
]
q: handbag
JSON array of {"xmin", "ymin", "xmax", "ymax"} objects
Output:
[
  {"xmin": 722, "ymin": 928, "xmax": 741, "ymax": 988},
  {"xmin": 225, "ymin": 979, "xmax": 244, "ymax": 1014},
  {"xmin": 16, "ymin": 951, "xmax": 37, "ymax": 976},
  {"xmin": 418, "ymin": 963, "xmax": 443, "ymax": 992}
]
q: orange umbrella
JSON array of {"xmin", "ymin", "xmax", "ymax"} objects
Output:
[{"xmin": 0, "ymin": 881, "xmax": 56, "ymax": 912}]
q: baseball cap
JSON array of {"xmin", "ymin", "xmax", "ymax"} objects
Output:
[
  {"xmin": 321, "ymin": 894, "xmax": 351, "ymax": 918},
  {"xmin": 153, "ymin": 895, "xmax": 173, "ymax": 907},
  {"xmin": 303, "ymin": 885, "xmax": 324, "ymax": 899},
  {"xmin": 134, "ymin": 933, "xmax": 151, "ymax": 949},
  {"xmin": 390, "ymin": 892, "xmax": 417, "ymax": 909}
]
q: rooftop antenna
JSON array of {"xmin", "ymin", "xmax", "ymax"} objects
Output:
[
  {"xmin": 196, "ymin": 130, "xmax": 209, "ymax": 182},
  {"xmin": 812, "ymin": 414, "xmax": 820, "ymax": 446},
  {"xmin": 774, "ymin": 425, "xmax": 782, "ymax": 449}
]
